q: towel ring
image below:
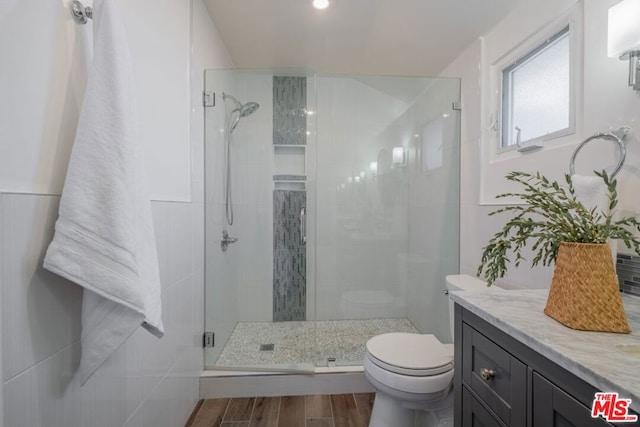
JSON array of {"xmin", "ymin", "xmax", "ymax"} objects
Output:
[{"xmin": 569, "ymin": 128, "xmax": 628, "ymax": 179}]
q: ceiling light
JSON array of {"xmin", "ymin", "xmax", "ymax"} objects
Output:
[{"xmin": 312, "ymin": 0, "xmax": 330, "ymax": 10}]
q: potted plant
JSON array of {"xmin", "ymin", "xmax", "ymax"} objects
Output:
[{"xmin": 476, "ymin": 170, "xmax": 640, "ymax": 333}]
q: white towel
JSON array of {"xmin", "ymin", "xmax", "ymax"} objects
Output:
[
  {"xmin": 571, "ymin": 174, "xmax": 609, "ymax": 215},
  {"xmin": 571, "ymin": 174, "xmax": 618, "ymax": 264},
  {"xmin": 43, "ymin": 0, "xmax": 163, "ymax": 384}
]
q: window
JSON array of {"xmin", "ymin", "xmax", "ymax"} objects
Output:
[{"xmin": 501, "ymin": 25, "xmax": 574, "ymax": 149}]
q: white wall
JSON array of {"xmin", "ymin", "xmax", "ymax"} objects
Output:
[
  {"xmin": 0, "ymin": 0, "xmax": 191, "ymax": 201},
  {"xmin": 231, "ymin": 74, "xmax": 274, "ymax": 323},
  {"xmin": 443, "ymin": 0, "xmax": 640, "ymax": 289},
  {"xmin": 0, "ymin": 0, "xmax": 233, "ymax": 425}
]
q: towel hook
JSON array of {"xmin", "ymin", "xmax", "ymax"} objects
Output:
[
  {"xmin": 70, "ymin": 0, "xmax": 93, "ymax": 24},
  {"xmin": 569, "ymin": 127, "xmax": 630, "ymax": 179}
]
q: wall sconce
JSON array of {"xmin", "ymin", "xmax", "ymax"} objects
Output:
[
  {"xmin": 608, "ymin": 0, "xmax": 640, "ymax": 90},
  {"xmin": 369, "ymin": 161, "xmax": 378, "ymax": 175},
  {"xmin": 392, "ymin": 147, "xmax": 406, "ymax": 166}
]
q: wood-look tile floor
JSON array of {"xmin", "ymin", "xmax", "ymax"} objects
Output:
[{"xmin": 186, "ymin": 393, "xmax": 374, "ymax": 427}]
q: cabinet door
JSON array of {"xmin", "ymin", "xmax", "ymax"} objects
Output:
[
  {"xmin": 462, "ymin": 387, "xmax": 506, "ymax": 427},
  {"xmin": 532, "ymin": 372, "xmax": 612, "ymax": 427},
  {"xmin": 462, "ymin": 324, "xmax": 527, "ymax": 426}
]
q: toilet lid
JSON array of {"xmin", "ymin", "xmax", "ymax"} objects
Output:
[{"xmin": 366, "ymin": 333, "xmax": 453, "ymax": 376}]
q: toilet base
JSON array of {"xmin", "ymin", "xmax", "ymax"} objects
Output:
[
  {"xmin": 368, "ymin": 391, "xmax": 453, "ymax": 427},
  {"xmin": 369, "ymin": 392, "xmax": 414, "ymax": 427}
]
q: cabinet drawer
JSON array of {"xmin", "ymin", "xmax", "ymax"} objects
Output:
[{"xmin": 462, "ymin": 323, "xmax": 527, "ymax": 426}]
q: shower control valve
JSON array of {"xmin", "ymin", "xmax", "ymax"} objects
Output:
[{"xmin": 221, "ymin": 230, "xmax": 238, "ymax": 252}]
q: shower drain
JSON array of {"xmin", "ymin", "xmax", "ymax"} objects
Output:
[{"xmin": 259, "ymin": 343, "xmax": 275, "ymax": 351}]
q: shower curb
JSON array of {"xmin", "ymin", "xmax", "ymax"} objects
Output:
[{"xmin": 199, "ymin": 369, "xmax": 374, "ymax": 399}]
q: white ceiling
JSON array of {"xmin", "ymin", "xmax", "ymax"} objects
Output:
[{"xmin": 203, "ymin": 0, "xmax": 522, "ymax": 76}]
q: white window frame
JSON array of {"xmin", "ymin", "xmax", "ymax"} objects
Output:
[
  {"xmin": 492, "ymin": 10, "xmax": 581, "ymax": 155},
  {"xmin": 500, "ymin": 25, "xmax": 575, "ymax": 151},
  {"xmin": 480, "ymin": 2, "xmax": 584, "ymax": 205}
]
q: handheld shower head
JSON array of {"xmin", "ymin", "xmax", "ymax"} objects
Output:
[
  {"xmin": 223, "ymin": 92, "xmax": 260, "ymax": 133},
  {"xmin": 240, "ymin": 102, "xmax": 260, "ymax": 117},
  {"xmin": 223, "ymin": 93, "xmax": 260, "ymax": 116}
]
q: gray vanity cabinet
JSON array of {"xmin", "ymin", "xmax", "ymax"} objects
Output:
[{"xmin": 453, "ymin": 304, "xmax": 632, "ymax": 427}]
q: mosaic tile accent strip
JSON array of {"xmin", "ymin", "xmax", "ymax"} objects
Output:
[
  {"xmin": 273, "ymin": 175, "xmax": 307, "ymax": 181},
  {"xmin": 214, "ymin": 318, "xmax": 420, "ymax": 368},
  {"xmin": 617, "ymin": 253, "xmax": 640, "ymax": 297},
  {"xmin": 273, "ymin": 76, "xmax": 307, "ymax": 146},
  {"xmin": 273, "ymin": 190, "xmax": 306, "ymax": 321}
]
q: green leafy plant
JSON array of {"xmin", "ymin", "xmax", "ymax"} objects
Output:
[{"xmin": 477, "ymin": 170, "xmax": 640, "ymax": 286}]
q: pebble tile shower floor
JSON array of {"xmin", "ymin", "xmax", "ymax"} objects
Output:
[{"xmin": 214, "ymin": 318, "xmax": 419, "ymax": 367}]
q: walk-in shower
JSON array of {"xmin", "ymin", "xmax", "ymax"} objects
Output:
[{"xmin": 204, "ymin": 70, "xmax": 461, "ymax": 372}]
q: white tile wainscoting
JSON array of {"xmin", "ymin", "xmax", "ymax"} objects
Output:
[{"xmin": 1, "ymin": 194, "xmax": 202, "ymax": 427}]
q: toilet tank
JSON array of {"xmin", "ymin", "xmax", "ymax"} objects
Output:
[{"xmin": 446, "ymin": 275, "xmax": 502, "ymax": 340}]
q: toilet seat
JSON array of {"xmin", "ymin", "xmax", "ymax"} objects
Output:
[{"xmin": 366, "ymin": 333, "xmax": 453, "ymax": 376}]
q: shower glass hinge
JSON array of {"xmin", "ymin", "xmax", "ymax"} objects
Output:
[
  {"xmin": 452, "ymin": 101, "xmax": 462, "ymax": 111},
  {"xmin": 203, "ymin": 91, "xmax": 215, "ymax": 108},
  {"xmin": 203, "ymin": 332, "xmax": 215, "ymax": 348}
]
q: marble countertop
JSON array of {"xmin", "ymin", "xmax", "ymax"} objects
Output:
[{"xmin": 450, "ymin": 289, "xmax": 640, "ymax": 413}]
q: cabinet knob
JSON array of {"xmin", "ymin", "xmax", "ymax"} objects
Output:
[{"xmin": 480, "ymin": 368, "xmax": 496, "ymax": 381}]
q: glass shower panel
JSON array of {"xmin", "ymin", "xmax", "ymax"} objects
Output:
[
  {"xmin": 312, "ymin": 75, "xmax": 461, "ymax": 366},
  {"xmin": 204, "ymin": 69, "xmax": 317, "ymax": 370},
  {"xmin": 405, "ymin": 78, "xmax": 461, "ymax": 345}
]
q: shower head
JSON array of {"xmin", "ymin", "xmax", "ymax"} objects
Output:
[
  {"xmin": 223, "ymin": 93, "xmax": 260, "ymax": 133},
  {"xmin": 223, "ymin": 93, "xmax": 260, "ymax": 116},
  {"xmin": 240, "ymin": 102, "xmax": 259, "ymax": 117}
]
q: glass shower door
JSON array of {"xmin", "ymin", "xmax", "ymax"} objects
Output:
[
  {"xmin": 203, "ymin": 69, "xmax": 317, "ymax": 371},
  {"xmin": 311, "ymin": 74, "xmax": 461, "ymax": 366}
]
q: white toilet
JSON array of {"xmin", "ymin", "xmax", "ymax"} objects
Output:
[{"xmin": 364, "ymin": 274, "xmax": 500, "ymax": 427}]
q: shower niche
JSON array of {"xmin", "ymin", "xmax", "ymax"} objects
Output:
[
  {"xmin": 272, "ymin": 76, "xmax": 308, "ymax": 321},
  {"xmin": 204, "ymin": 69, "xmax": 461, "ymax": 371}
]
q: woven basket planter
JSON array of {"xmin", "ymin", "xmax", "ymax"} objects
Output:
[{"xmin": 544, "ymin": 242, "xmax": 631, "ymax": 333}]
